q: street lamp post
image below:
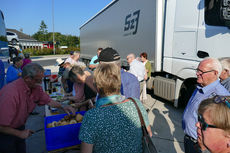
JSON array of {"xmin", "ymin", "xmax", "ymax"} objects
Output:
[{"xmin": 52, "ymin": 0, "xmax": 55, "ymax": 54}]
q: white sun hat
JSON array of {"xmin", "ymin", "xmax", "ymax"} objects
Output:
[{"xmin": 55, "ymin": 58, "xmax": 65, "ymax": 66}]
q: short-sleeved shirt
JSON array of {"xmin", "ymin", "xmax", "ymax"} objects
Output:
[
  {"xmin": 129, "ymin": 59, "xmax": 146, "ymax": 81},
  {"xmin": 182, "ymin": 80, "xmax": 230, "ymax": 139},
  {"xmin": 79, "ymin": 95, "xmax": 149, "ymax": 153},
  {"xmin": 89, "ymin": 55, "xmax": 98, "ymax": 65},
  {"xmin": 0, "ymin": 78, "xmax": 52, "ymax": 128},
  {"xmin": 6, "ymin": 65, "xmax": 22, "ymax": 84}
]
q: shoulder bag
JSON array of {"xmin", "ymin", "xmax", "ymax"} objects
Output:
[{"xmin": 128, "ymin": 97, "xmax": 158, "ymax": 153}]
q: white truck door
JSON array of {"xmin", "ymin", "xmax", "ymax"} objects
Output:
[
  {"xmin": 196, "ymin": 0, "xmax": 230, "ymax": 59},
  {"xmin": 171, "ymin": 0, "xmax": 200, "ymax": 60}
]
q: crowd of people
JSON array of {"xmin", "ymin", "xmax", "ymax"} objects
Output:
[{"xmin": 0, "ymin": 46, "xmax": 229, "ymax": 153}]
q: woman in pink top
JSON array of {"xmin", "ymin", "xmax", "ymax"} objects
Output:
[{"xmin": 21, "ymin": 53, "xmax": 32, "ymax": 69}]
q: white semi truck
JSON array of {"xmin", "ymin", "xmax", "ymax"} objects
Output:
[{"xmin": 79, "ymin": 0, "xmax": 230, "ymax": 107}]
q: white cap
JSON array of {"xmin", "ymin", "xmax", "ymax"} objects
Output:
[{"xmin": 55, "ymin": 58, "xmax": 65, "ymax": 66}]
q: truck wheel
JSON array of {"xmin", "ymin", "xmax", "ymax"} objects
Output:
[{"xmin": 178, "ymin": 82, "xmax": 196, "ymax": 108}]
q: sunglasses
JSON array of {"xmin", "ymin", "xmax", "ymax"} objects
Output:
[
  {"xmin": 198, "ymin": 115, "xmax": 217, "ymax": 131},
  {"xmin": 213, "ymin": 95, "xmax": 230, "ymax": 108}
]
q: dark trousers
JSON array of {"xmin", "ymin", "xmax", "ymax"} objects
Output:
[
  {"xmin": 0, "ymin": 126, "xmax": 26, "ymax": 153},
  {"xmin": 184, "ymin": 135, "xmax": 200, "ymax": 153}
]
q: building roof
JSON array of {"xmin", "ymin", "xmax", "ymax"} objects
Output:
[{"xmin": 6, "ymin": 28, "xmax": 37, "ymax": 41}]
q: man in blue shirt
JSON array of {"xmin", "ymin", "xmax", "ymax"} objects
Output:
[
  {"xmin": 182, "ymin": 58, "xmax": 230, "ymax": 153},
  {"xmin": 88, "ymin": 48, "xmax": 103, "ymax": 71},
  {"xmin": 6, "ymin": 57, "xmax": 23, "ymax": 84},
  {"xmin": 98, "ymin": 47, "xmax": 140, "ymax": 99},
  {"xmin": 0, "ymin": 59, "xmax": 5, "ymax": 89}
]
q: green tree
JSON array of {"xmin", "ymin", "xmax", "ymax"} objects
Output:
[
  {"xmin": 32, "ymin": 20, "xmax": 80, "ymax": 47},
  {"xmin": 32, "ymin": 20, "xmax": 48, "ymax": 41}
]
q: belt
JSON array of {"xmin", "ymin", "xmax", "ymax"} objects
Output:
[
  {"xmin": 139, "ymin": 80, "xmax": 144, "ymax": 82},
  {"xmin": 185, "ymin": 134, "xmax": 197, "ymax": 143}
]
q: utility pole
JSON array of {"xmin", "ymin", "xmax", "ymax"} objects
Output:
[{"xmin": 52, "ymin": 0, "xmax": 55, "ymax": 54}]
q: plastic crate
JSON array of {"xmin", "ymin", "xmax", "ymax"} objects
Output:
[{"xmin": 44, "ymin": 111, "xmax": 86, "ymax": 151}]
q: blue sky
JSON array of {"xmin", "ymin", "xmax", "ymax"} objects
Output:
[{"xmin": 0, "ymin": 0, "xmax": 112, "ymax": 36}]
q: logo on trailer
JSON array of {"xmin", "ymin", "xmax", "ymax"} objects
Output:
[{"xmin": 124, "ymin": 10, "xmax": 140, "ymax": 36}]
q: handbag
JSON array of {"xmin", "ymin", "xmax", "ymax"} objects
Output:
[{"xmin": 128, "ymin": 97, "xmax": 158, "ymax": 153}]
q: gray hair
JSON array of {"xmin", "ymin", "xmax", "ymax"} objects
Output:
[
  {"xmin": 127, "ymin": 53, "xmax": 136, "ymax": 59},
  {"xmin": 219, "ymin": 57, "xmax": 230, "ymax": 75},
  {"xmin": 22, "ymin": 63, "xmax": 44, "ymax": 78},
  {"xmin": 204, "ymin": 57, "xmax": 222, "ymax": 77},
  {"xmin": 69, "ymin": 65, "xmax": 84, "ymax": 80}
]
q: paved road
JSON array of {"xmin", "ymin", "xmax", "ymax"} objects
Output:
[{"xmin": 25, "ymin": 55, "xmax": 185, "ymax": 153}]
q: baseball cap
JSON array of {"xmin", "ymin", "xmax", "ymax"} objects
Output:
[{"xmin": 97, "ymin": 47, "xmax": 120, "ymax": 62}]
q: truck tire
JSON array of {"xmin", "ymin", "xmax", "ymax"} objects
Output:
[{"xmin": 178, "ymin": 81, "xmax": 197, "ymax": 108}]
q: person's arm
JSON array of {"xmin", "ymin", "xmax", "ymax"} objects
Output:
[
  {"xmin": 64, "ymin": 83, "xmax": 85, "ymax": 102},
  {"xmin": 80, "ymin": 142, "xmax": 93, "ymax": 153},
  {"xmin": 0, "ymin": 125, "xmax": 33, "ymax": 139},
  {"xmin": 89, "ymin": 64, "xmax": 97, "ymax": 69},
  {"xmin": 6, "ymin": 67, "xmax": 19, "ymax": 83},
  {"xmin": 48, "ymin": 100, "xmax": 75, "ymax": 115},
  {"xmin": 147, "ymin": 125, "xmax": 152, "ymax": 137}
]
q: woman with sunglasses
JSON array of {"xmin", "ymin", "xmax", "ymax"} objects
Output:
[{"xmin": 196, "ymin": 95, "xmax": 230, "ymax": 153}]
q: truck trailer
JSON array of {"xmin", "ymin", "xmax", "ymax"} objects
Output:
[{"xmin": 79, "ymin": 0, "xmax": 230, "ymax": 107}]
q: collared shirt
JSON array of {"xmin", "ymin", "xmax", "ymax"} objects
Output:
[
  {"xmin": 121, "ymin": 69, "xmax": 140, "ymax": 99},
  {"xmin": 221, "ymin": 77, "xmax": 230, "ymax": 92},
  {"xmin": 79, "ymin": 95, "xmax": 149, "ymax": 153},
  {"xmin": 6, "ymin": 65, "xmax": 22, "ymax": 84},
  {"xmin": 182, "ymin": 80, "xmax": 230, "ymax": 139},
  {"xmin": 0, "ymin": 78, "xmax": 51, "ymax": 128},
  {"xmin": 89, "ymin": 55, "xmax": 98, "ymax": 65},
  {"xmin": 128, "ymin": 59, "xmax": 146, "ymax": 81}
]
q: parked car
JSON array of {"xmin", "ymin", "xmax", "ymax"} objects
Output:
[{"xmin": 6, "ymin": 31, "xmax": 19, "ymax": 45}]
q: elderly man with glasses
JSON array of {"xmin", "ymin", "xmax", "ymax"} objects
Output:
[
  {"xmin": 0, "ymin": 63, "xmax": 75, "ymax": 153},
  {"xmin": 182, "ymin": 57, "xmax": 230, "ymax": 153}
]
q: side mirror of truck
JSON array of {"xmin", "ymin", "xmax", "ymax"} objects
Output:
[{"xmin": 205, "ymin": 0, "xmax": 230, "ymax": 28}]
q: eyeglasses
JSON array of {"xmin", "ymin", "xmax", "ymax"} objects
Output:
[
  {"xmin": 213, "ymin": 95, "xmax": 230, "ymax": 108},
  {"xmin": 196, "ymin": 68, "xmax": 214, "ymax": 75},
  {"xmin": 198, "ymin": 115, "xmax": 217, "ymax": 131}
]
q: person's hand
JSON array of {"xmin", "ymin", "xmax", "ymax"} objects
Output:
[
  {"xmin": 18, "ymin": 72, "xmax": 22, "ymax": 77},
  {"xmin": 63, "ymin": 105, "xmax": 75, "ymax": 115},
  {"xmin": 18, "ymin": 129, "xmax": 34, "ymax": 139}
]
